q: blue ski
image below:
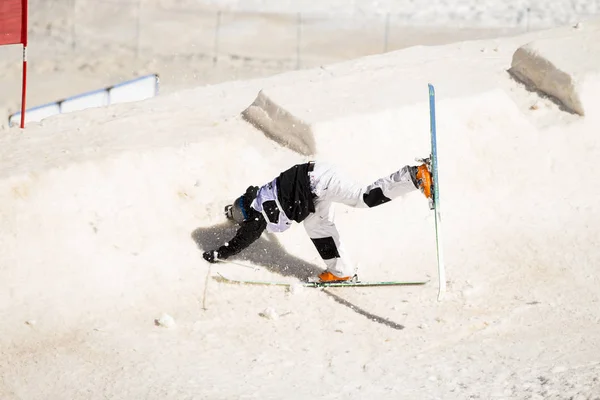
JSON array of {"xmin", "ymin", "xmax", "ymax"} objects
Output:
[{"xmin": 428, "ymin": 83, "xmax": 446, "ymax": 301}]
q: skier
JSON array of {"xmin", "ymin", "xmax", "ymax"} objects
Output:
[{"xmin": 202, "ymin": 160, "xmax": 433, "ymax": 282}]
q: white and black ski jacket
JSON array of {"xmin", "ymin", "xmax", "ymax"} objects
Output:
[{"xmin": 216, "ymin": 162, "xmax": 315, "ymax": 259}]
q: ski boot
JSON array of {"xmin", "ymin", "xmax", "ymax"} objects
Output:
[
  {"xmin": 313, "ymin": 271, "xmax": 359, "ymax": 283},
  {"xmin": 414, "ymin": 157, "xmax": 435, "ymax": 210}
]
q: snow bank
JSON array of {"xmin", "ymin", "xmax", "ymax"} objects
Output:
[
  {"xmin": 509, "ymin": 21, "xmax": 600, "ymax": 115},
  {"xmin": 239, "ymin": 38, "xmax": 521, "ymax": 162},
  {"xmin": 242, "ymin": 90, "xmax": 316, "ymax": 155},
  {"xmin": 0, "ymin": 88, "xmax": 308, "ymax": 333}
]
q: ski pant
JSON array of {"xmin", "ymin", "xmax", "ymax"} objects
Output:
[{"xmin": 304, "ymin": 162, "xmax": 418, "ymax": 277}]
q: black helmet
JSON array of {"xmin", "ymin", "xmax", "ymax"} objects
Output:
[
  {"xmin": 224, "ymin": 196, "xmax": 248, "ymax": 224},
  {"xmin": 224, "ymin": 186, "xmax": 259, "ymax": 224}
]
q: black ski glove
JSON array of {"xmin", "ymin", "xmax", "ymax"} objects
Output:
[{"xmin": 202, "ymin": 250, "xmax": 219, "ymax": 263}]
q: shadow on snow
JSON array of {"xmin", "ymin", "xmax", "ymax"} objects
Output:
[{"xmin": 191, "ymin": 221, "xmax": 405, "ymax": 330}]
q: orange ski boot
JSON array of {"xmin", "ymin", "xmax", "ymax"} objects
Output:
[
  {"xmin": 318, "ymin": 271, "xmax": 352, "ymax": 283},
  {"xmin": 415, "ymin": 164, "xmax": 433, "ymax": 200}
]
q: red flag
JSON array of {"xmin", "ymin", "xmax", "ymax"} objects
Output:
[
  {"xmin": 0, "ymin": 0, "xmax": 26, "ymax": 45},
  {"xmin": 1, "ymin": 0, "xmax": 27, "ymax": 128}
]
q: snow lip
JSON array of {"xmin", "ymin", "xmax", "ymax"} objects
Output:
[
  {"xmin": 508, "ymin": 19, "xmax": 600, "ymax": 116},
  {"xmin": 242, "ymin": 90, "xmax": 317, "ymax": 156}
]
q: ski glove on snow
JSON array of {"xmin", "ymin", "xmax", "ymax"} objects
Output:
[{"xmin": 202, "ymin": 250, "xmax": 219, "ymax": 263}]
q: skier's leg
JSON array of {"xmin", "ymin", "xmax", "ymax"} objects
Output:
[
  {"xmin": 359, "ymin": 165, "xmax": 421, "ymax": 208},
  {"xmin": 303, "ymin": 199, "xmax": 356, "ymax": 278},
  {"xmin": 309, "ymin": 162, "xmax": 425, "ymax": 209}
]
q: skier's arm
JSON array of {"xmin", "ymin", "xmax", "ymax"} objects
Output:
[{"xmin": 204, "ymin": 211, "xmax": 267, "ymax": 262}]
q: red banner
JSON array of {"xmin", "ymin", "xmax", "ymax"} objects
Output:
[{"xmin": 0, "ymin": 0, "xmax": 26, "ymax": 45}]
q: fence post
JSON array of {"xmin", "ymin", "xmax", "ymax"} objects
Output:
[
  {"xmin": 72, "ymin": 0, "xmax": 77, "ymax": 50},
  {"xmin": 135, "ymin": 0, "xmax": 142, "ymax": 58},
  {"xmin": 383, "ymin": 12, "xmax": 390, "ymax": 53},
  {"xmin": 213, "ymin": 10, "xmax": 221, "ymax": 65},
  {"xmin": 296, "ymin": 12, "xmax": 302, "ymax": 69}
]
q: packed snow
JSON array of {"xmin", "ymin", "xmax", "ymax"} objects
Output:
[
  {"xmin": 510, "ymin": 21, "xmax": 600, "ymax": 115},
  {"xmin": 1, "ymin": 2, "xmax": 600, "ymax": 399}
]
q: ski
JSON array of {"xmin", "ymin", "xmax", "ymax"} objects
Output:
[
  {"xmin": 214, "ymin": 273, "xmax": 429, "ymax": 288},
  {"xmin": 428, "ymin": 83, "xmax": 447, "ymax": 301}
]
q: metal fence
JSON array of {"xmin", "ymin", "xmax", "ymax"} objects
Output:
[{"xmin": 24, "ymin": 0, "xmax": 553, "ymax": 71}]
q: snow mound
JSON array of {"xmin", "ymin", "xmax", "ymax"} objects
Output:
[
  {"xmin": 509, "ymin": 21, "xmax": 600, "ymax": 116},
  {"xmin": 4, "ymin": 19, "xmax": 600, "ymax": 399},
  {"xmin": 242, "ymin": 90, "xmax": 316, "ymax": 156},
  {"xmin": 241, "ymin": 62, "xmax": 430, "ymax": 158}
]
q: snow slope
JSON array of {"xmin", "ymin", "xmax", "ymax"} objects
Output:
[{"xmin": 1, "ymin": 19, "xmax": 600, "ymax": 399}]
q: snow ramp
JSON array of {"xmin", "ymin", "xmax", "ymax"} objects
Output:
[
  {"xmin": 2, "ymin": 20, "xmax": 600, "ymax": 400},
  {"xmin": 509, "ymin": 19, "xmax": 600, "ymax": 115}
]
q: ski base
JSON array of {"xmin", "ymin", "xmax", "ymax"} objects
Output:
[
  {"xmin": 428, "ymin": 82, "xmax": 446, "ymax": 301},
  {"xmin": 214, "ymin": 273, "xmax": 429, "ymax": 288}
]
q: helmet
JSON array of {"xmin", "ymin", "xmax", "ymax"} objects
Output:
[{"xmin": 224, "ymin": 195, "xmax": 248, "ymax": 224}]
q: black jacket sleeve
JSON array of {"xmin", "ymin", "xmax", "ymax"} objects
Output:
[{"xmin": 217, "ymin": 210, "xmax": 267, "ymax": 259}]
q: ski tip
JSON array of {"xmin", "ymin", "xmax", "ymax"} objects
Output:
[{"xmin": 428, "ymin": 83, "xmax": 435, "ymax": 95}]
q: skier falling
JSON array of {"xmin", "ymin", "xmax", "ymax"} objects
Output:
[{"xmin": 202, "ymin": 160, "xmax": 433, "ymax": 283}]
